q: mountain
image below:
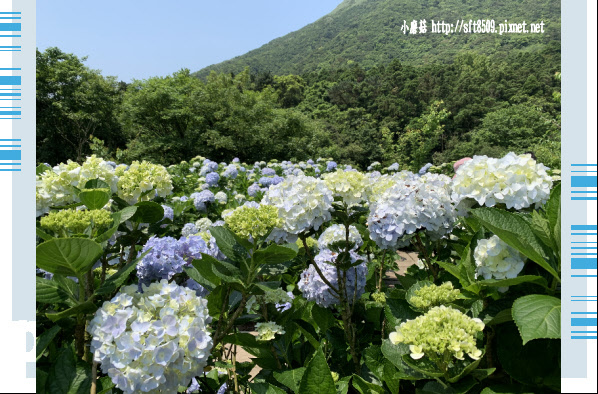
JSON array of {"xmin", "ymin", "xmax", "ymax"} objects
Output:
[{"xmin": 193, "ymin": 0, "xmax": 560, "ymax": 78}]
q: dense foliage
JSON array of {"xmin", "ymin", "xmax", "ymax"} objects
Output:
[
  {"xmin": 36, "ymin": 47, "xmax": 561, "ymax": 170},
  {"xmin": 193, "ymin": 0, "xmax": 560, "ymax": 78},
  {"xmin": 36, "ymin": 153, "xmax": 562, "ymax": 393}
]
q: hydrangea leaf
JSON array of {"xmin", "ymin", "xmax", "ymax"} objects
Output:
[
  {"xmin": 36, "ymin": 163, "xmax": 52, "ymax": 175},
  {"xmin": 298, "ymin": 348, "xmax": 336, "ymax": 394},
  {"xmin": 36, "ymin": 238, "xmax": 103, "ymax": 277},
  {"xmin": 512, "ymin": 295, "xmax": 561, "ymax": 344},
  {"xmin": 253, "ymin": 244, "xmax": 297, "ymax": 266},
  {"xmin": 36, "ymin": 325, "xmax": 61, "ymax": 361},
  {"xmin": 273, "ymin": 367, "xmax": 306, "ymax": 393},
  {"xmin": 83, "ymin": 178, "xmax": 110, "ymax": 190},
  {"xmin": 95, "ymin": 251, "xmax": 149, "ymax": 295},
  {"xmin": 471, "ymin": 208, "xmax": 559, "ymax": 281},
  {"xmin": 46, "ymin": 301, "xmax": 97, "ymax": 322},
  {"xmin": 478, "ymin": 275, "xmax": 548, "ymax": 289},
  {"xmin": 130, "ymin": 201, "xmax": 164, "ymax": 224},
  {"xmin": 36, "ymin": 277, "xmax": 72, "ymax": 305},
  {"xmin": 78, "ymin": 189, "xmax": 111, "ymax": 210},
  {"xmin": 380, "ymin": 340, "xmax": 425, "ymax": 380},
  {"xmin": 248, "ymin": 382, "xmax": 287, "ymax": 394},
  {"xmin": 351, "ymin": 375, "xmax": 385, "ymax": 393},
  {"xmin": 209, "ymin": 226, "xmax": 249, "ymax": 263}
]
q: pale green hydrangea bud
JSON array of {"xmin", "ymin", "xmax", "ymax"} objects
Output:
[
  {"xmin": 409, "ymin": 282, "xmax": 460, "ymax": 310},
  {"xmin": 195, "ymin": 218, "xmax": 213, "ymax": 232},
  {"xmin": 224, "ymin": 204, "xmax": 282, "ymax": 240},
  {"xmin": 40, "ymin": 209, "xmax": 113, "ymax": 235},
  {"xmin": 371, "ymin": 292, "xmax": 387, "ymax": 304},
  {"xmin": 322, "ymin": 170, "xmax": 369, "ymax": 206},
  {"xmin": 117, "ymin": 161, "xmax": 173, "ymax": 204},
  {"xmin": 317, "ymin": 224, "xmax": 363, "ymax": 251},
  {"xmin": 256, "ymin": 322, "xmax": 285, "ymax": 341},
  {"xmin": 389, "ymin": 306, "xmax": 484, "ymax": 361}
]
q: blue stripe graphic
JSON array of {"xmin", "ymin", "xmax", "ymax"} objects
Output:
[
  {"xmin": 572, "ymin": 176, "xmax": 598, "ymax": 188},
  {"xmin": 0, "ymin": 23, "xmax": 21, "ymax": 31},
  {"xmin": 572, "ymin": 318, "xmax": 598, "ymax": 326},
  {"xmin": 0, "ymin": 150, "xmax": 20, "ymax": 160},
  {"xmin": 0, "ymin": 76, "xmax": 21, "ymax": 85}
]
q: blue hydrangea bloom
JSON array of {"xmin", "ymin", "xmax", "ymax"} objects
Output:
[
  {"xmin": 182, "ymin": 223, "xmax": 198, "ymax": 237},
  {"xmin": 137, "ymin": 236, "xmax": 215, "ymax": 286},
  {"xmin": 161, "ymin": 205, "xmax": 174, "ymax": 221},
  {"xmin": 222, "ymin": 164, "xmax": 238, "ymax": 179},
  {"xmin": 248, "ymin": 183, "xmax": 262, "ymax": 197},
  {"xmin": 205, "ymin": 172, "xmax": 220, "ymax": 186},
  {"xmin": 418, "ymin": 163, "xmax": 433, "ymax": 175},
  {"xmin": 261, "ymin": 168, "xmax": 276, "ymax": 176},
  {"xmin": 326, "ymin": 161, "xmax": 337, "ymax": 172},
  {"xmin": 232, "ymin": 157, "xmax": 240, "ymax": 163},
  {"xmin": 298, "ymin": 249, "xmax": 367, "ymax": 308}
]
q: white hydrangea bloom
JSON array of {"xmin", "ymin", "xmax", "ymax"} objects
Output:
[
  {"xmin": 255, "ymin": 322, "xmax": 286, "ymax": 341},
  {"xmin": 117, "ymin": 161, "xmax": 173, "ymax": 205},
  {"xmin": 451, "ymin": 152, "xmax": 553, "ymax": 210},
  {"xmin": 318, "ymin": 224, "xmax": 363, "ymax": 251},
  {"xmin": 367, "ymin": 171, "xmax": 419, "ymax": 204},
  {"xmin": 367, "ymin": 174, "xmax": 457, "ymax": 249},
  {"xmin": 322, "ymin": 170, "xmax": 369, "ymax": 207},
  {"xmin": 87, "ymin": 281, "xmax": 212, "ymax": 394},
  {"xmin": 474, "ymin": 235, "xmax": 526, "ymax": 282},
  {"xmin": 262, "ymin": 174, "xmax": 333, "ymax": 236},
  {"xmin": 214, "ymin": 191, "xmax": 227, "ymax": 204},
  {"xmin": 36, "ymin": 155, "xmax": 119, "ymax": 216}
]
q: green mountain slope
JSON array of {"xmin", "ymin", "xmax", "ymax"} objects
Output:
[{"xmin": 194, "ymin": 0, "xmax": 560, "ymax": 78}]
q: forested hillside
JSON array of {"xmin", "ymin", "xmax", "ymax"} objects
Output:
[{"xmin": 194, "ymin": 0, "xmax": 560, "ymax": 78}]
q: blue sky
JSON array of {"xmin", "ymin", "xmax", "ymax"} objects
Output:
[{"xmin": 36, "ymin": 0, "xmax": 343, "ymax": 82}]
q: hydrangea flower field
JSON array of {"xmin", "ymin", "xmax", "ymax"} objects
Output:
[{"xmin": 36, "ymin": 153, "xmax": 562, "ymax": 393}]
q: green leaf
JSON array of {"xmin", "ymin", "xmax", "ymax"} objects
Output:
[
  {"xmin": 209, "ymin": 226, "xmax": 248, "ymax": 263},
  {"xmin": 385, "ymin": 298, "xmax": 418, "ymax": 329},
  {"xmin": 380, "ymin": 340, "xmax": 425, "ymax": 380},
  {"xmin": 36, "ymin": 238, "xmax": 103, "ymax": 277},
  {"xmin": 130, "ymin": 201, "xmax": 164, "ymax": 223},
  {"xmin": 496, "ymin": 323, "xmax": 560, "ymax": 390},
  {"xmin": 117, "ymin": 206, "xmax": 138, "ymax": 223},
  {"xmin": 544, "ymin": 184, "xmax": 561, "ymax": 256},
  {"xmin": 78, "ymin": 189, "xmax": 111, "ymax": 210},
  {"xmin": 471, "ymin": 208, "xmax": 559, "ymax": 281},
  {"xmin": 402, "ymin": 354, "xmax": 444, "ymax": 378},
  {"xmin": 37, "ymin": 368, "xmax": 48, "ymax": 393},
  {"xmin": 351, "ymin": 375, "xmax": 386, "ymax": 393},
  {"xmin": 478, "ymin": 275, "xmax": 548, "ymax": 289},
  {"xmin": 36, "ymin": 226, "xmax": 55, "ymax": 241},
  {"xmin": 248, "ymin": 383, "xmax": 287, "ymax": 394},
  {"xmin": 512, "ymin": 295, "xmax": 561, "ymax": 344},
  {"xmin": 299, "ymin": 347, "xmax": 336, "ymax": 394},
  {"xmin": 36, "ymin": 325, "xmax": 61, "ymax": 360},
  {"xmin": 46, "ymin": 301, "xmax": 97, "ymax": 322},
  {"xmin": 84, "ymin": 179, "xmax": 110, "ymax": 190},
  {"xmin": 95, "ymin": 252, "xmax": 148, "ymax": 295},
  {"xmin": 273, "ymin": 367, "xmax": 306, "ymax": 393},
  {"xmin": 48, "ymin": 346, "xmax": 91, "ymax": 394},
  {"xmin": 486, "ymin": 309, "xmax": 513, "ymax": 326},
  {"xmin": 258, "ymin": 261, "xmax": 292, "ymax": 276},
  {"xmin": 97, "ymin": 377, "xmax": 115, "ymax": 394},
  {"xmin": 36, "ymin": 277, "xmax": 73, "ymax": 304},
  {"xmin": 188, "ymin": 257, "xmax": 222, "ymax": 289},
  {"xmin": 254, "ymin": 244, "xmax": 297, "ymax": 265},
  {"xmin": 36, "ymin": 163, "xmax": 52, "ymax": 175}
]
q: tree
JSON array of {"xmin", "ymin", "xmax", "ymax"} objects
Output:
[{"xmin": 36, "ymin": 47, "xmax": 124, "ymax": 164}]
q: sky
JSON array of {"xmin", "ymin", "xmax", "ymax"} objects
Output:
[{"xmin": 36, "ymin": 0, "xmax": 344, "ymax": 82}]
